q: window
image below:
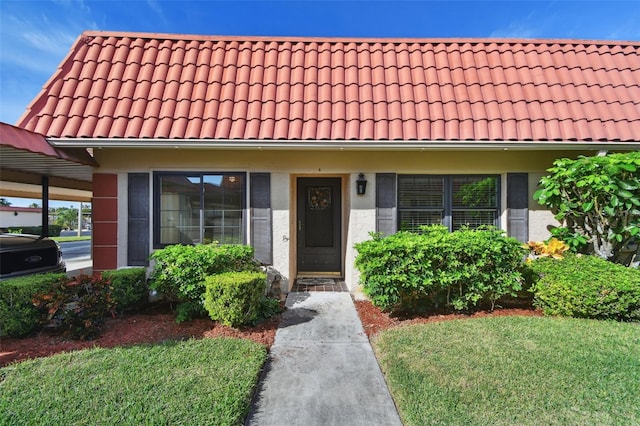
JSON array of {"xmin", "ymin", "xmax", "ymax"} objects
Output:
[
  {"xmin": 398, "ymin": 175, "xmax": 499, "ymax": 232},
  {"xmin": 154, "ymin": 172, "xmax": 245, "ymax": 247}
]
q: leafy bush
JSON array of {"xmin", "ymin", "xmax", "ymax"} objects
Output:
[
  {"xmin": 7, "ymin": 225, "xmax": 63, "ymax": 237},
  {"xmin": 534, "ymin": 151, "xmax": 640, "ymax": 264},
  {"xmin": 355, "ymin": 225, "xmax": 525, "ymax": 313},
  {"xmin": 548, "ymin": 226, "xmax": 589, "ymax": 253},
  {"xmin": 204, "ymin": 271, "xmax": 267, "ymax": 327},
  {"xmin": 102, "ymin": 268, "xmax": 148, "ymax": 312},
  {"xmin": 149, "ymin": 244, "xmax": 258, "ymax": 322},
  {"xmin": 255, "ymin": 296, "xmax": 282, "ymax": 324},
  {"xmin": 33, "ymin": 274, "xmax": 116, "ymax": 340},
  {"xmin": 530, "ymin": 254, "xmax": 640, "ymax": 321},
  {"xmin": 0, "ymin": 273, "xmax": 65, "ymax": 337}
]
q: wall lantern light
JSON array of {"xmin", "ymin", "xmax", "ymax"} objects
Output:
[{"xmin": 356, "ymin": 173, "xmax": 367, "ymax": 195}]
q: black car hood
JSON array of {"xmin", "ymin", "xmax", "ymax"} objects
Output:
[{"xmin": 0, "ymin": 233, "xmax": 51, "ymax": 250}]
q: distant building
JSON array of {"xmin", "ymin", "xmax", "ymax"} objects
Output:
[{"xmin": 0, "ymin": 206, "xmax": 42, "ymax": 229}]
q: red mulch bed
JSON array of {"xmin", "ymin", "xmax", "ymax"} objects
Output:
[
  {"xmin": 1, "ymin": 298, "xmax": 542, "ymax": 367},
  {"xmin": 354, "ymin": 299, "xmax": 543, "ymax": 339},
  {"xmin": 1, "ymin": 303, "xmax": 281, "ymax": 367}
]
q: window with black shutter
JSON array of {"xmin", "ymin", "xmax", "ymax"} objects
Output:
[{"xmin": 397, "ymin": 175, "xmax": 500, "ymax": 232}]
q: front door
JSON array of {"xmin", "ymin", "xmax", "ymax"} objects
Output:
[{"xmin": 296, "ymin": 177, "xmax": 341, "ymax": 274}]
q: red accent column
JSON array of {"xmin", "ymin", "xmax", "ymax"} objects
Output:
[{"xmin": 92, "ymin": 173, "xmax": 118, "ymax": 273}]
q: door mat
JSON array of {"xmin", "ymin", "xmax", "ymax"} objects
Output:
[
  {"xmin": 292, "ymin": 278, "xmax": 349, "ymax": 292},
  {"xmin": 295, "ymin": 278, "xmax": 337, "ymax": 286}
]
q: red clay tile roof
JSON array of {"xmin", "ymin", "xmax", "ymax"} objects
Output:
[{"xmin": 17, "ymin": 32, "xmax": 640, "ymax": 143}]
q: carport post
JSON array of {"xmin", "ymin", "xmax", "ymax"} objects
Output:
[
  {"xmin": 41, "ymin": 176, "xmax": 49, "ymax": 237},
  {"xmin": 77, "ymin": 202, "xmax": 82, "ymax": 236}
]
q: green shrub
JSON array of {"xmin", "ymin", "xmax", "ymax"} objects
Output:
[
  {"xmin": 255, "ymin": 296, "xmax": 283, "ymax": 324},
  {"xmin": 7, "ymin": 225, "xmax": 63, "ymax": 237},
  {"xmin": 33, "ymin": 274, "xmax": 116, "ymax": 340},
  {"xmin": 149, "ymin": 244, "xmax": 258, "ymax": 322},
  {"xmin": 530, "ymin": 254, "xmax": 640, "ymax": 321},
  {"xmin": 204, "ymin": 271, "xmax": 266, "ymax": 327},
  {"xmin": 102, "ymin": 268, "xmax": 148, "ymax": 312},
  {"xmin": 354, "ymin": 230, "xmax": 437, "ymax": 311},
  {"xmin": 0, "ymin": 273, "xmax": 65, "ymax": 337},
  {"xmin": 534, "ymin": 151, "xmax": 640, "ymax": 264},
  {"xmin": 150, "ymin": 244, "xmax": 257, "ymax": 300},
  {"xmin": 355, "ymin": 225, "xmax": 525, "ymax": 313}
]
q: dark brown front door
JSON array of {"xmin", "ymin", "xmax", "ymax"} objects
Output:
[{"xmin": 296, "ymin": 177, "xmax": 341, "ymax": 273}]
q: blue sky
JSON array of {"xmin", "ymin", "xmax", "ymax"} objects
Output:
[{"xmin": 1, "ymin": 0, "xmax": 639, "ymax": 206}]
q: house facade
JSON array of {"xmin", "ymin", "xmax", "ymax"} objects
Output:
[{"xmin": 17, "ymin": 32, "xmax": 640, "ymax": 291}]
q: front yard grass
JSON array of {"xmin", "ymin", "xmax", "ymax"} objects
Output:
[
  {"xmin": 374, "ymin": 316, "xmax": 640, "ymax": 426},
  {"xmin": 0, "ymin": 338, "xmax": 266, "ymax": 425},
  {"xmin": 50, "ymin": 236, "xmax": 91, "ymax": 242}
]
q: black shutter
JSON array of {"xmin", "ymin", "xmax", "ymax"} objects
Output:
[
  {"xmin": 507, "ymin": 173, "xmax": 529, "ymax": 242},
  {"xmin": 128, "ymin": 173, "xmax": 150, "ymax": 266},
  {"xmin": 250, "ymin": 173, "xmax": 272, "ymax": 265},
  {"xmin": 376, "ymin": 173, "xmax": 397, "ymax": 236}
]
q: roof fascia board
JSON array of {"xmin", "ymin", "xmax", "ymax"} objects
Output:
[
  {"xmin": 49, "ymin": 139, "xmax": 640, "ymax": 151},
  {"xmin": 81, "ymin": 31, "xmax": 640, "ymax": 48}
]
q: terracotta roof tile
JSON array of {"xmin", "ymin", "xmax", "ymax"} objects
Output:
[{"xmin": 17, "ymin": 32, "xmax": 640, "ymax": 143}]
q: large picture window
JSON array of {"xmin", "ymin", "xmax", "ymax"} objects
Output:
[
  {"xmin": 398, "ymin": 175, "xmax": 499, "ymax": 232},
  {"xmin": 154, "ymin": 172, "xmax": 245, "ymax": 247}
]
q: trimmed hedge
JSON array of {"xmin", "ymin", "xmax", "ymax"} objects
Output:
[
  {"xmin": 530, "ymin": 254, "xmax": 640, "ymax": 321},
  {"xmin": 354, "ymin": 225, "xmax": 525, "ymax": 313},
  {"xmin": 1, "ymin": 268, "xmax": 146, "ymax": 338},
  {"xmin": 7, "ymin": 225, "xmax": 63, "ymax": 237},
  {"xmin": 102, "ymin": 268, "xmax": 148, "ymax": 312},
  {"xmin": 204, "ymin": 271, "xmax": 266, "ymax": 327},
  {"xmin": 149, "ymin": 244, "xmax": 258, "ymax": 322},
  {"xmin": 0, "ymin": 273, "xmax": 65, "ymax": 337}
]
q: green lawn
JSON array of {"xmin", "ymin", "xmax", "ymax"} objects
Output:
[
  {"xmin": 0, "ymin": 338, "xmax": 266, "ymax": 425},
  {"xmin": 51, "ymin": 236, "xmax": 91, "ymax": 242},
  {"xmin": 374, "ymin": 316, "xmax": 640, "ymax": 426}
]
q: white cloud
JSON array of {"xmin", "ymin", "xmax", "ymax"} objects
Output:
[
  {"xmin": 147, "ymin": 0, "xmax": 169, "ymax": 25},
  {"xmin": 605, "ymin": 16, "xmax": 640, "ymax": 41},
  {"xmin": 0, "ymin": 1, "xmax": 99, "ymax": 123},
  {"xmin": 51, "ymin": 0, "xmax": 90, "ymax": 13},
  {"xmin": 0, "ymin": 14, "xmax": 78, "ymax": 75},
  {"xmin": 490, "ymin": 22, "xmax": 539, "ymax": 39}
]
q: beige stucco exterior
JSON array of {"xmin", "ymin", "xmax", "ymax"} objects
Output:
[{"xmin": 97, "ymin": 148, "xmax": 591, "ymax": 291}]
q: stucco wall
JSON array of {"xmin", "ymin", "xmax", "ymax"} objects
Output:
[
  {"xmin": 0, "ymin": 210, "xmax": 42, "ymax": 228},
  {"xmin": 271, "ymin": 173, "xmax": 291, "ymax": 291},
  {"xmin": 346, "ymin": 173, "xmax": 376, "ymax": 292},
  {"xmin": 93, "ymin": 148, "xmax": 580, "ymax": 174},
  {"xmin": 528, "ymin": 171, "xmax": 560, "ymax": 242},
  {"xmin": 95, "ymin": 148, "xmax": 591, "ymax": 291}
]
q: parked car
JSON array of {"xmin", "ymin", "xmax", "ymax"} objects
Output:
[{"xmin": 0, "ymin": 233, "xmax": 66, "ymax": 280}]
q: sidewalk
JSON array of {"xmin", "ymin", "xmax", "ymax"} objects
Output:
[
  {"xmin": 246, "ymin": 292, "xmax": 402, "ymax": 426},
  {"xmin": 65, "ymin": 256, "xmax": 93, "ymax": 277}
]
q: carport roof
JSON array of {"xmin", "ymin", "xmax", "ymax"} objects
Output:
[{"xmin": 0, "ymin": 122, "xmax": 96, "ymax": 200}]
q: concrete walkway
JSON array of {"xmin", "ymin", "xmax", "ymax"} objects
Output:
[
  {"xmin": 246, "ymin": 292, "xmax": 402, "ymax": 426},
  {"xmin": 65, "ymin": 257, "xmax": 93, "ymax": 277}
]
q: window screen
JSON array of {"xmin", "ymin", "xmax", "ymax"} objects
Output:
[
  {"xmin": 155, "ymin": 172, "xmax": 245, "ymax": 247},
  {"xmin": 451, "ymin": 176, "xmax": 498, "ymax": 230},
  {"xmin": 398, "ymin": 176, "xmax": 444, "ymax": 232},
  {"xmin": 398, "ymin": 175, "xmax": 499, "ymax": 232}
]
